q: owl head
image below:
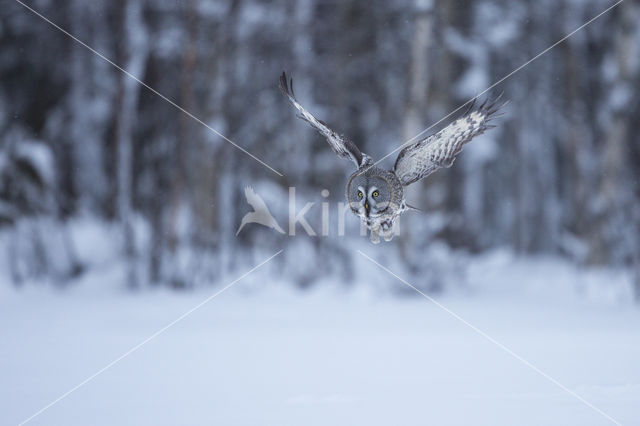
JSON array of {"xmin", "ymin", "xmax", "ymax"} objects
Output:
[{"xmin": 346, "ymin": 167, "xmax": 401, "ymax": 226}]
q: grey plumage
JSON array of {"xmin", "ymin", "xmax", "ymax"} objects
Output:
[
  {"xmin": 279, "ymin": 71, "xmax": 505, "ymax": 243},
  {"xmin": 394, "ymin": 96, "xmax": 504, "ymax": 186},
  {"xmin": 279, "ymin": 73, "xmax": 364, "ymax": 167}
]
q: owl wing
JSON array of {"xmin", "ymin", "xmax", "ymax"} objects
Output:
[
  {"xmin": 393, "ymin": 97, "xmax": 505, "ymax": 186},
  {"xmin": 279, "ymin": 72, "xmax": 364, "ymax": 168}
]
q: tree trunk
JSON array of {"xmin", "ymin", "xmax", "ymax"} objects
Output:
[{"xmin": 115, "ymin": 0, "xmax": 148, "ymax": 288}]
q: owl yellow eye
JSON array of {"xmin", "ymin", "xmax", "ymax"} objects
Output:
[
  {"xmin": 357, "ymin": 191, "xmax": 363, "ymax": 199},
  {"xmin": 372, "ymin": 190, "xmax": 379, "ymax": 198}
]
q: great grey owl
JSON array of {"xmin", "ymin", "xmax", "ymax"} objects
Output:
[{"xmin": 279, "ymin": 72, "xmax": 505, "ymax": 243}]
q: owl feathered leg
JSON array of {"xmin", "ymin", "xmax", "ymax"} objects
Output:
[
  {"xmin": 381, "ymin": 223, "xmax": 394, "ymax": 242},
  {"xmin": 369, "ymin": 226, "xmax": 381, "ymax": 244}
]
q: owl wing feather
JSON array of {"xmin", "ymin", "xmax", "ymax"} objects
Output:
[
  {"xmin": 279, "ymin": 72, "xmax": 364, "ymax": 168},
  {"xmin": 393, "ymin": 96, "xmax": 506, "ymax": 186}
]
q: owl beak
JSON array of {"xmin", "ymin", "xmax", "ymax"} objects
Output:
[{"xmin": 365, "ymin": 201, "xmax": 369, "ymax": 210}]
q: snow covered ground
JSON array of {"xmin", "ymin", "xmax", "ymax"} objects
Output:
[{"xmin": 2, "ymin": 255, "xmax": 640, "ymax": 426}]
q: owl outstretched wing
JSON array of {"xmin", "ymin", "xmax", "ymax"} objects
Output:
[
  {"xmin": 279, "ymin": 72, "xmax": 364, "ymax": 167},
  {"xmin": 393, "ymin": 96, "xmax": 506, "ymax": 186}
]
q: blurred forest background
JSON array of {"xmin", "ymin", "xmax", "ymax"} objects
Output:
[{"xmin": 1, "ymin": 0, "xmax": 639, "ymax": 298}]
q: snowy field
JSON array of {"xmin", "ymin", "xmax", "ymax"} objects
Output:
[{"xmin": 1, "ymin": 255, "xmax": 639, "ymax": 426}]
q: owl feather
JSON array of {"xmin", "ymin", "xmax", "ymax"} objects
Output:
[
  {"xmin": 393, "ymin": 96, "xmax": 506, "ymax": 186},
  {"xmin": 279, "ymin": 72, "xmax": 364, "ymax": 167}
]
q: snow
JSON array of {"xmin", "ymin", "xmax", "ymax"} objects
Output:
[
  {"xmin": 1, "ymin": 260, "xmax": 639, "ymax": 426},
  {"xmin": 13, "ymin": 139, "xmax": 55, "ymax": 186}
]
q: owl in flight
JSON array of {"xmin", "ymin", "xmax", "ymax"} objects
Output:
[{"xmin": 279, "ymin": 72, "xmax": 505, "ymax": 243}]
